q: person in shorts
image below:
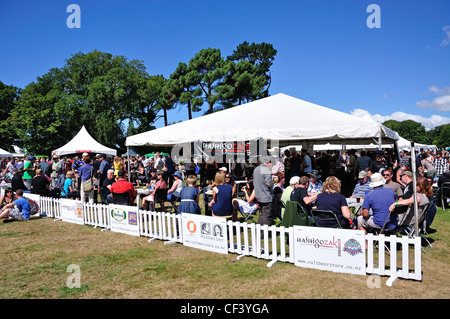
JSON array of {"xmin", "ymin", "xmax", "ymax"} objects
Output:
[{"xmin": 0, "ymin": 189, "xmax": 31, "ymax": 222}]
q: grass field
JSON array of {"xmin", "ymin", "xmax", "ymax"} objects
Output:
[{"xmin": 1, "ymin": 205, "xmax": 449, "ymax": 300}]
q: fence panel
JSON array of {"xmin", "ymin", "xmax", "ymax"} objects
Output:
[{"xmin": 29, "ymin": 196, "xmax": 423, "ymax": 285}]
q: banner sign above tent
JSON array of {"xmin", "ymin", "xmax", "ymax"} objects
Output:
[
  {"xmin": 293, "ymin": 226, "xmax": 366, "ymax": 276},
  {"xmin": 202, "ymin": 141, "xmax": 250, "ymax": 156}
]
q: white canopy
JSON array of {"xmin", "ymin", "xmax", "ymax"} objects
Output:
[
  {"xmin": 52, "ymin": 126, "xmax": 117, "ymax": 156},
  {"xmin": 0, "ymin": 147, "xmax": 12, "ymax": 157},
  {"xmin": 126, "ymin": 93, "xmax": 398, "ymax": 148}
]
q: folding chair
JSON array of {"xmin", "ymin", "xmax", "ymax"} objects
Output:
[
  {"xmin": 401, "ymin": 200, "xmax": 434, "ymax": 253},
  {"xmin": 168, "ymin": 195, "xmax": 181, "ymax": 214},
  {"xmin": 440, "ymin": 182, "xmax": 450, "ymax": 212},
  {"xmin": 297, "ymin": 202, "xmax": 316, "ymax": 226},
  {"xmin": 310, "ymin": 209, "xmax": 342, "ymax": 228}
]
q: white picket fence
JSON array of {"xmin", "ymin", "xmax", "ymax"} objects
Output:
[{"xmin": 38, "ymin": 196, "xmax": 422, "ymax": 285}]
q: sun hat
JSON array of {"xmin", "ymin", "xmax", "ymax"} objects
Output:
[
  {"xmin": 369, "ymin": 172, "xmax": 385, "ymax": 188},
  {"xmin": 309, "ymin": 170, "xmax": 321, "ymax": 179},
  {"xmin": 174, "ymin": 171, "xmax": 183, "ymax": 179},
  {"xmin": 358, "ymin": 171, "xmax": 367, "ymax": 179}
]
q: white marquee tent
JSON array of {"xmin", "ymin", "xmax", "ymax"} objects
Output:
[
  {"xmin": 126, "ymin": 93, "xmax": 399, "ymax": 150},
  {"xmin": 0, "ymin": 147, "xmax": 12, "ymax": 157},
  {"xmin": 52, "ymin": 126, "xmax": 117, "ymax": 156}
]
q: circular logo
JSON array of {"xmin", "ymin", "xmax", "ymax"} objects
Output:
[
  {"xmin": 187, "ymin": 220, "xmax": 197, "ymax": 233},
  {"xmin": 111, "ymin": 208, "xmax": 126, "ymax": 221},
  {"xmin": 343, "ymin": 238, "xmax": 363, "ymax": 256}
]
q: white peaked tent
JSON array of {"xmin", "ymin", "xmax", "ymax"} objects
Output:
[
  {"xmin": 126, "ymin": 93, "xmax": 399, "ymax": 149},
  {"xmin": 52, "ymin": 126, "xmax": 117, "ymax": 156},
  {"xmin": 0, "ymin": 147, "xmax": 12, "ymax": 157}
]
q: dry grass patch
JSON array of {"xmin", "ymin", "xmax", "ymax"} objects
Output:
[{"xmin": 1, "ymin": 208, "xmax": 449, "ymax": 299}]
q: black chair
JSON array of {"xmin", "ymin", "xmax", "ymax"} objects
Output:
[
  {"xmin": 440, "ymin": 182, "xmax": 450, "ymax": 212},
  {"xmin": 112, "ymin": 192, "xmax": 132, "ymax": 206},
  {"xmin": 310, "ymin": 209, "xmax": 342, "ymax": 228},
  {"xmin": 169, "ymin": 195, "xmax": 181, "ymax": 213},
  {"xmin": 399, "ymin": 200, "xmax": 434, "ymax": 253},
  {"xmin": 154, "ymin": 188, "xmax": 168, "ymax": 212}
]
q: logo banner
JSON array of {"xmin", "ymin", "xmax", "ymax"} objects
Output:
[
  {"xmin": 60, "ymin": 198, "xmax": 84, "ymax": 225},
  {"xmin": 293, "ymin": 226, "xmax": 366, "ymax": 275},
  {"xmin": 109, "ymin": 204, "xmax": 140, "ymax": 236},
  {"xmin": 181, "ymin": 213, "xmax": 228, "ymax": 255}
]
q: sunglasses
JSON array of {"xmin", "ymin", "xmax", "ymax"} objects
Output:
[{"xmin": 382, "ymin": 174, "xmax": 391, "ymax": 176}]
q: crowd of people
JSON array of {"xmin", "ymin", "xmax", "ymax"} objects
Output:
[{"xmin": 1, "ymin": 147, "xmax": 449, "ymax": 233}]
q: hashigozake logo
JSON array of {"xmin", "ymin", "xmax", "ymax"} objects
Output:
[{"xmin": 111, "ymin": 208, "xmax": 126, "ymax": 222}]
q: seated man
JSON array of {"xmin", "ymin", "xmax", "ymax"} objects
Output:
[
  {"xmin": 357, "ymin": 173, "xmax": 397, "ymax": 233},
  {"xmin": 307, "ymin": 170, "xmax": 323, "ymax": 195},
  {"xmin": 110, "ymin": 169, "xmax": 137, "ymax": 205},
  {"xmin": 290, "ymin": 176, "xmax": 318, "ymax": 213},
  {"xmin": 382, "ymin": 167, "xmax": 403, "ymax": 200},
  {"xmin": 350, "ymin": 170, "xmax": 373, "ymax": 199},
  {"xmin": 0, "ymin": 189, "xmax": 31, "ymax": 222},
  {"xmin": 280, "ymin": 176, "xmax": 299, "ymax": 219},
  {"xmin": 101, "ymin": 169, "xmax": 115, "ymax": 203}
]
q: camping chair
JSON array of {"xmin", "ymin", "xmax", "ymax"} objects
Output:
[
  {"xmin": 297, "ymin": 202, "xmax": 316, "ymax": 226},
  {"xmin": 440, "ymin": 182, "xmax": 450, "ymax": 212},
  {"xmin": 280, "ymin": 201, "xmax": 310, "ymax": 227},
  {"xmin": 310, "ymin": 209, "xmax": 342, "ymax": 228},
  {"xmin": 401, "ymin": 200, "xmax": 435, "ymax": 253},
  {"xmin": 112, "ymin": 192, "xmax": 132, "ymax": 206},
  {"xmin": 168, "ymin": 195, "xmax": 181, "ymax": 214}
]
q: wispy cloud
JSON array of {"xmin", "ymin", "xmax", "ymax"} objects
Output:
[
  {"xmin": 350, "ymin": 108, "xmax": 450, "ymax": 131},
  {"xmin": 416, "ymin": 86, "xmax": 450, "ymax": 112},
  {"xmin": 441, "ymin": 25, "xmax": 450, "ymax": 47}
]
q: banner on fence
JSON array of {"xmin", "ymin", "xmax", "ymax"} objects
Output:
[
  {"xmin": 293, "ymin": 226, "xmax": 366, "ymax": 275},
  {"xmin": 181, "ymin": 213, "xmax": 228, "ymax": 255},
  {"xmin": 60, "ymin": 198, "xmax": 84, "ymax": 225},
  {"xmin": 109, "ymin": 204, "xmax": 140, "ymax": 236}
]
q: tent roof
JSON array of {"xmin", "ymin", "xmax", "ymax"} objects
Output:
[
  {"xmin": 126, "ymin": 93, "xmax": 399, "ymax": 147},
  {"xmin": 52, "ymin": 126, "xmax": 117, "ymax": 156},
  {"xmin": 0, "ymin": 147, "xmax": 12, "ymax": 157}
]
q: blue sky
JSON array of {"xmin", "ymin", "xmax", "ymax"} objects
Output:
[{"xmin": 1, "ymin": 0, "xmax": 449, "ymax": 130}]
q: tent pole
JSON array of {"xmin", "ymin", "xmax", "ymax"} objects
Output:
[
  {"xmin": 410, "ymin": 142, "xmax": 419, "ymax": 236},
  {"xmin": 127, "ymin": 146, "xmax": 130, "ymax": 183}
]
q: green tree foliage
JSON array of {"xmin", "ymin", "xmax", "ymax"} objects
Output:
[
  {"xmin": 188, "ymin": 48, "xmax": 230, "ymax": 113},
  {"xmin": 383, "ymin": 119, "xmax": 429, "ymax": 144},
  {"xmin": 227, "ymin": 41, "xmax": 277, "ymax": 99},
  {"xmin": 435, "ymin": 124, "xmax": 450, "ymax": 149},
  {"xmin": 164, "ymin": 62, "xmax": 203, "ymax": 120},
  {"xmin": 0, "ymin": 81, "xmax": 21, "ymax": 149},
  {"xmin": 217, "ymin": 59, "xmax": 267, "ymax": 107},
  {"xmin": 9, "ymin": 51, "xmax": 163, "ymax": 154}
]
